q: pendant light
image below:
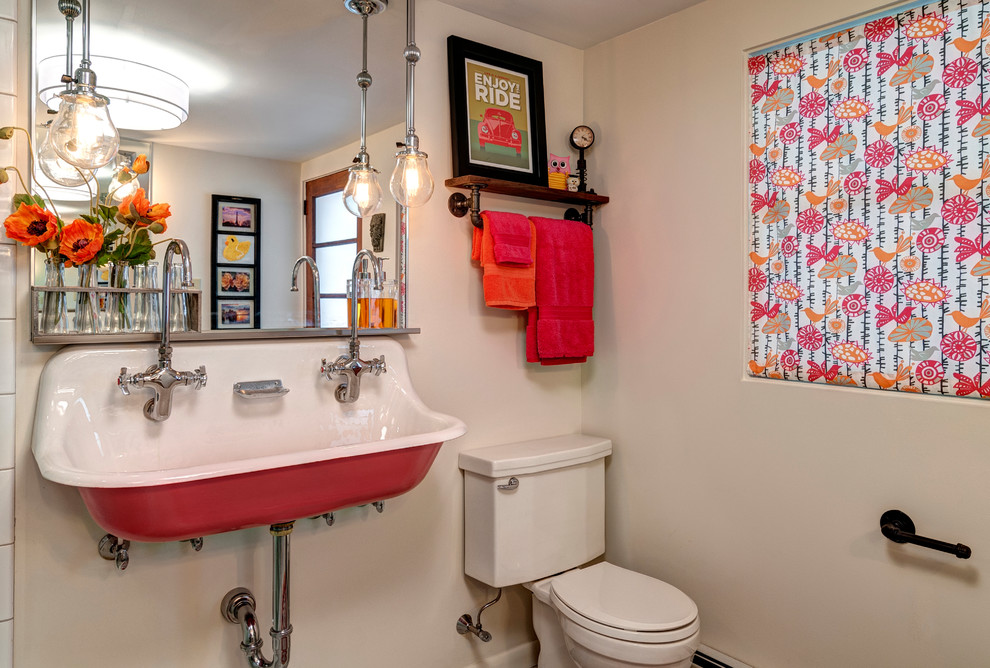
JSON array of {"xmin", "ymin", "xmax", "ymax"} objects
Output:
[
  {"xmin": 48, "ymin": 0, "xmax": 119, "ymax": 170},
  {"xmin": 342, "ymin": 0, "xmax": 387, "ymax": 218},
  {"xmin": 37, "ymin": 0, "xmax": 94, "ymax": 188},
  {"xmin": 107, "ymin": 154, "xmax": 139, "ymax": 202},
  {"xmin": 389, "ymin": 0, "xmax": 433, "ymax": 207}
]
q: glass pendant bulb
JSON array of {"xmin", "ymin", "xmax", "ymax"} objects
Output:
[
  {"xmin": 343, "ymin": 163, "xmax": 383, "ymax": 217},
  {"xmin": 107, "ymin": 164, "xmax": 138, "ymax": 202},
  {"xmin": 49, "ymin": 91, "xmax": 119, "ymax": 170},
  {"xmin": 389, "ymin": 148, "xmax": 434, "ymax": 207},
  {"xmin": 37, "ymin": 132, "xmax": 94, "ymax": 187}
]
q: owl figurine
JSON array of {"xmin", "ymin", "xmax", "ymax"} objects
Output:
[{"xmin": 548, "ymin": 153, "xmax": 570, "ymax": 190}]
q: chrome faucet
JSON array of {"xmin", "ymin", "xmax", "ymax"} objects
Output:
[
  {"xmin": 321, "ymin": 249, "xmax": 386, "ymax": 403},
  {"xmin": 290, "ymin": 256, "xmax": 321, "ymax": 328},
  {"xmin": 117, "ymin": 239, "xmax": 207, "ymax": 421}
]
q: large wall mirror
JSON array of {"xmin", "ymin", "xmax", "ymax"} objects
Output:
[{"xmin": 31, "ymin": 0, "xmax": 413, "ymax": 334}]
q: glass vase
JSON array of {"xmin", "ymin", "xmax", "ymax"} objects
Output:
[
  {"xmin": 106, "ymin": 260, "xmax": 132, "ymax": 334},
  {"xmin": 168, "ymin": 263, "xmax": 190, "ymax": 332},
  {"xmin": 73, "ymin": 264, "xmax": 101, "ymax": 334},
  {"xmin": 39, "ymin": 258, "xmax": 68, "ymax": 334},
  {"xmin": 130, "ymin": 262, "xmax": 161, "ymax": 333}
]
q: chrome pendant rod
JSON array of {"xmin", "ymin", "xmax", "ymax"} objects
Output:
[
  {"xmin": 59, "ymin": 1, "xmax": 81, "ymax": 90},
  {"xmin": 403, "ymin": 0, "xmax": 419, "ymax": 147},
  {"xmin": 358, "ymin": 11, "xmax": 370, "ymax": 155},
  {"xmin": 79, "ymin": 0, "xmax": 90, "ymax": 69}
]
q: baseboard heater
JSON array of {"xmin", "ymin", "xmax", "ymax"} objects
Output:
[{"xmin": 694, "ymin": 645, "xmax": 753, "ymax": 668}]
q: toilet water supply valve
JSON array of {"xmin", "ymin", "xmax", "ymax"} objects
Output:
[{"xmin": 456, "ymin": 588, "xmax": 502, "ymax": 642}]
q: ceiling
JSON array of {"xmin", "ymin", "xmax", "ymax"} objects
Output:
[{"xmin": 34, "ymin": 0, "xmax": 703, "ymax": 164}]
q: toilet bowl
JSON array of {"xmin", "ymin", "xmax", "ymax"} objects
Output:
[
  {"xmin": 458, "ymin": 434, "xmax": 701, "ymax": 668},
  {"xmin": 528, "ymin": 562, "xmax": 700, "ymax": 668}
]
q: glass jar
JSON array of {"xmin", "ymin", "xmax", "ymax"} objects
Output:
[
  {"xmin": 39, "ymin": 258, "xmax": 67, "ymax": 334},
  {"xmin": 130, "ymin": 262, "xmax": 161, "ymax": 333},
  {"xmin": 73, "ymin": 263, "xmax": 101, "ymax": 334},
  {"xmin": 105, "ymin": 260, "xmax": 132, "ymax": 333},
  {"xmin": 168, "ymin": 263, "xmax": 190, "ymax": 332}
]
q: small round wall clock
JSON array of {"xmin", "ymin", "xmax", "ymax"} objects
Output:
[
  {"xmin": 569, "ymin": 125, "xmax": 595, "ymax": 150},
  {"xmin": 569, "ymin": 125, "xmax": 595, "ymax": 192}
]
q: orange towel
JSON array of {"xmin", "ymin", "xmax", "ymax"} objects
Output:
[{"xmin": 471, "ymin": 213, "xmax": 536, "ymax": 310}]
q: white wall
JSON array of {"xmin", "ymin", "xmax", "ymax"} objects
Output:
[
  {"xmin": 151, "ymin": 144, "xmax": 304, "ymax": 329},
  {"xmin": 10, "ymin": 1, "xmax": 584, "ymax": 667},
  {"xmin": 583, "ymin": 1, "xmax": 990, "ymax": 667}
]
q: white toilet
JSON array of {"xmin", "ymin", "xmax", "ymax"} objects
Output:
[{"xmin": 459, "ymin": 434, "xmax": 700, "ymax": 668}]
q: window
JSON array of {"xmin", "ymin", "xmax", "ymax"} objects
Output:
[
  {"xmin": 747, "ymin": 0, "xmax": 990, "ymax": 399},
  {"xmin": 305, "ymin": 170, "xmax": 361, "ymax": 327}
]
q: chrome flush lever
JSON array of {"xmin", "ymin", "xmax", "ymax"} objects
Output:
[{"xmin": 497, "ymin": 477, "xmax": 519, "ymax": 491}]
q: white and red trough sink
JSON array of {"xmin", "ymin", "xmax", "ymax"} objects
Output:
[{"xmin": 33, "ymin": 338, "xmax": 465, "ymax": 542}]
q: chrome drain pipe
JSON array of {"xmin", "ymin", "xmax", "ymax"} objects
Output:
[{"xmin": 222, "ymin": 522, "xmax": 294, "ymax": 668}]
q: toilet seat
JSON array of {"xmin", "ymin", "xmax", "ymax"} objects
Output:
[{"xmin": 549, "ymin": 562, "xmax": 700, "ymax": 644}]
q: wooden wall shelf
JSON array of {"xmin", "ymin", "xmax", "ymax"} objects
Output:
[{"xmin": 445, "ymin": 175, "xmax": 609, "ymax": 227}]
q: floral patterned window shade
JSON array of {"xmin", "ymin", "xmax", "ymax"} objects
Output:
[{"xmin": 748, "ymin": 0, "xmax": 990, "ymax": 400}]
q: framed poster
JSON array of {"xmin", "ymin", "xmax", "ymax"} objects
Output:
[
  {"xmin": 447, "ymin": 35, "xmax": 548, "ymax": 186},
  {"xmin": 211, "ymin": 194, "xmax": 260, "ymax": 329}
]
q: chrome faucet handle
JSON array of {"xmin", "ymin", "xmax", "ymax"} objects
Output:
[
  {"xmin": 191, "ymin": 365, "xmax": 208, "ymax": 389},
  {"xmin": 368, "ymin": 354, "xmax": 387, "ymax": 376},
  {"xmin": 117, "ymin": 367, "xmax": 132, "ymax": 395}
]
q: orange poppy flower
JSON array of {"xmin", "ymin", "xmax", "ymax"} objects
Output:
[
  {"xmin": 4, "ymin": 203, "xmax": 58, "ymax": 247},
  {"xmin": 132, "ymin": 154, "xmax": 149, "ymax": 174},
  {"xmin": 147, "ymin": 202, "xmax": 171, "ymax": 222},
  {"xmin": 828, "ymin": 318, "xmax": 845, "ymax": 333},
  {"xmin": 831, "ymin": 78, "xmax": 847, "ymax": 93},
  {"xmin": 119, "ymin": 188, "xmax": 151, "ymax": 219},
  {"xmin": 768, "ymin": 147, "xmax": 782, "ymax": 162},
  {"xmin": 770, "ymin": 259, "xmax": 784, "ymax": 274},
  {"xmin": 59, "ymin": 219, "xmax": 104, "ymax": 267},
  {"xmin": 830, "ymin": 198, "xmax": 848, "ymax": 214}
]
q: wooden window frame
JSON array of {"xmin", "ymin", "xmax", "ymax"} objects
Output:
[{"xmin": 304, "ymin": 169, "xmax": 361, "ymax": 326}]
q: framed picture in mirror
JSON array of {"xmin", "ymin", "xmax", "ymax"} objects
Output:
[
  {"xmin": 211, "ymin": 194, "xmax": 260, "ymax": 329},
  {"xmin": 216, "ymin": 299, "xmax": 256, "ymax": 329},
  {"xmin": 447, "ymin": 36, "xmax": 548, "ymax": 186}
]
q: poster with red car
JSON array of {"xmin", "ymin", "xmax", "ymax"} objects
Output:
[
  {"xmin": 465, "ymin": 59, "xmax": 531, "ymax": 172},
  {"xmin": 448, "ymin": 36, "xmax": 547, "ymax": 186}
]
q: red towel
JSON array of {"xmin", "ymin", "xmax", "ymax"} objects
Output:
[
  {"xmin": 526, "ymin": 216, "xmax": 594, "ymax": 365},
  {"xmin": 471, "ymin": 213, "xmax": 536, "ymax": 310},
  {"xmin": 483, "ymin": 210, "xmax": 533, "ymax": 266}
]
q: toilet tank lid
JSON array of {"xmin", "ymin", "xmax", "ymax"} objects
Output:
[{"xmin": 458, "ymin": 434, "xmax": 612, "ymax": 477}]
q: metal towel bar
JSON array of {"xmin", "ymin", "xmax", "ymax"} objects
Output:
[{"xmin": 880, "ymin": 509, "xmax": 971, "ymax": 559}]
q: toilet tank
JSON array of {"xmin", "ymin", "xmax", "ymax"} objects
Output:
[{"xmin": 458, "ymin": 434, "xmax": 612, "ymax": 588}]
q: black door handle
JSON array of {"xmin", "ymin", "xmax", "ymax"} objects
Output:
[{"xmin": 880, "ymin": 510, "xmax": 971, "ymax": 559}]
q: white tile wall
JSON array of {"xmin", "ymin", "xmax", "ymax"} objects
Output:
[
  {"xmin": 0, "ymin": 320, "xmax": 12, "ymax": 396},
  {"xmin": 0, "ymin": 471, "xmax": 12, "ymax": 547},
  {"xmin": 0, "ymin": 21, "xmax": 12, "ymax": 96},
  {"xmin": 0, "ymin": 6, "xmax": 15, "ymax": 666},
  {"xmin": 0, "ymin": 91, "xmax": 12, "ymax": 204},
  {"xmin": 0, "ymin": 396, "xmax": 12, "ymax": 470},
  {"xmin": 0, "ymin": 245, "xmax": 12, "ymax": 320},
  {"xmin": 0, "ymin": 210, "xmax": 10, "ymax": 243},
  {"xmin": 0, "ymin": 620, "xmax": 9, "ymax": 668},
  {"xmin": 0, "ymin": 94, "xmax": 13, "ymax": 167},
  {"xmin": 0, "ymin": 544, "xmax": 11, "ymax": 621}
]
